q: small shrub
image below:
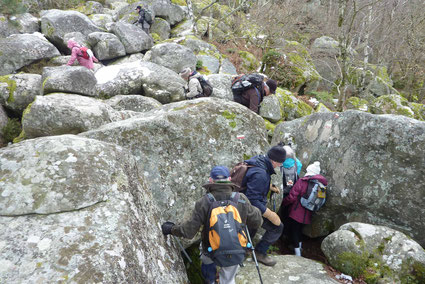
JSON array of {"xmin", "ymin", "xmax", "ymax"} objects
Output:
[
  {"xmin": 2, "ymin": 118, "xmax": 21, "ymax": 143},
  {"xmin": 196, "ymin": 60, "xmax": 203, "ymax": 70},
  {"xmin": 0, "ymin": 0, "xmax": 26, "ymax": 16}
]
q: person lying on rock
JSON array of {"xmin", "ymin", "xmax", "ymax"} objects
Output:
[
  {"xmin": 161, "ymin": 166, "xmax": 262, "ymax": 284},
  {"xmin": 66, "ymin": 39, "xmax": 98, "ymax": 70}
]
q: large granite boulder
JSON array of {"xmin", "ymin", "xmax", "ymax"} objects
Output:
[
  {"xmin": 81, "ymin": 98, "xmax": 269, "ymax": 236},
  {"xmin": 105, "ymin": 95, "xmax": 162, "ymax": 112},
  {"xmin": 88, "ymin": 13, "xmax": 114, "ymax": 30},
  {"xmin": 180, "ymin": 36, "xmax": 218, "ymax": 54},
  {"xmin": 0, "ymin": 33, "xmax": 60, "ymax": 75},
  {"xmin": 0, "ymin": 73, "xmax": 42, "ymax": 114},
  {"xmin": 370, "ymin": 94, "xmax": 415, "ymax": 118},
  {"xmin": 207, "ymin": 74, "xmax": 233, "ymax": 101},
  {"xmin": 151, "ymin": 0, "xmax": 185, "ymax": 26},
  {"xmin": 197, "ymin": 54, "xmax": 220, "ymax": 74},
  {"xmin": 150, "ymin": 17, "xmax": 171, "ymax": 41},
  {"xmin": 110, "ymin": 22, "xmax": 153, "ymax": 54},
  {"xmin": 274, "ymin": 88, "xmax": 314, "ymax": 120},
  {"xmin": 322, "ymin": 222, "xmax": 425, "ymax": 283},
  {"xmin": 144, "ymin": 43, "xmax": 197, "ymax": 73},
  {"xmin": 237, "ymin": 255, "xmax": 338, "ymax": 283},
  {"xmin": 95, "ymin": 61, "xmax": 186, "ymax": 103},
  {"xmin": 260, "ymin": 94, "xmax": 283, "ymax": 123},
  {"xmin": 88, "ymin": 32, "xmax": 126, "ymax": 60},
  {"xmin": 40, "ymin": 9, "xmax": 102, "ymax": 52},
  {"xmin": 22, "ymin": 93, "xmax": 122, "ymax": 139},
  {"xmin": 271, "ymin": 111, "xmax": 425, "ymax": 246},
  {"xmin": 0, "ymin": 105, "xmax": 7, "ymax": 145},
  {"xmin": 219, "ymin": 58, "xmax": 237, "ymax": 75},
  {"xmin": 42, "ymin": 66, "xmax": 98, "ymax": 97},
  {"xmin": 0, "ymin": 135, "xmax": 187, "ymax": 283},
  {"xmin": 0, "ymin": 13, "xmax": 39, "ymax": 38}
]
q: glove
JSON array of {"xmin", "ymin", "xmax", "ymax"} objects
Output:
[
  {"xmin": 161, "ymin": 221, "xmax": 175, "ymax": 235},
  {"xmin": 270, "ymin": 184, "xmax": 280, "ymax": 194},
  {"xmin": 263, "ymin": 208, "xmax": 281, "ymax": 226}
]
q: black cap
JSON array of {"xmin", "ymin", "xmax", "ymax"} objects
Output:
[
  {"xmin": 266, "ymin": 79, "xmax": 277, "ymax": 94},
  {"xmin": 267, "ymin": 145, "xmax": 286, "ymax": 163},
  {"xmin": 136, "ymin": 5, "xmax": 141, "ymax": 10}
]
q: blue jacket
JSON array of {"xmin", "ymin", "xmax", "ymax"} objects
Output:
[{"xmin": 241, "ymin": 155, "xmax": 276, "ymax": 214}]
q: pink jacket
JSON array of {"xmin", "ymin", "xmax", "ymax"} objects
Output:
[
  {"xmin": 66, "ymin": 40, "xmax": 98, "ymax": 70},
  {"xmin": 282, "ymin": 174, "xmax": 328, "ymax": 224}
]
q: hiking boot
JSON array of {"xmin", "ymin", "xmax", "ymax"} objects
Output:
[{"xmin": 255, "ymin": 252, "xmax": 276, "ymax": 266}]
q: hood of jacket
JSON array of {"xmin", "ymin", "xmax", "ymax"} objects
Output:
[
  {"xmin": 245, "ymin": 154, "xmax": 276, "ymax": 175},
  {"xmin": 202, "ymin": 182, "xmax": 237, "ymax": 193},
  {"xmin": 67, "ymin": 39, "xmax": 80, "ymax": 49},
  {"xmin": 299, "ymin": 174, "xmax": 328, "ymax": 186}
]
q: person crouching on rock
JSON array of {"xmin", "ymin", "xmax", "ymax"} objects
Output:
[{"xmin": 66, "ymin": 39, "xmax": 98, "ymax": 70}]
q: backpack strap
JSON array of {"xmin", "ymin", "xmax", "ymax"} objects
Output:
[
  {"xmin": 254, "ymin": 87, "xmax": 261, "ymax": 106},
  {"xmin": 206, "ymin": 193, "xmax": 216, "ymax": 203},
  {"xmin": 229, "ymin": 192, "xmax": 239, "ymax": 204}
]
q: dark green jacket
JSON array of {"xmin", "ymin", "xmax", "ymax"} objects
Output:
[{"xmin": 171, "ymin": 182, "xmax": 263, "ymax": 251}]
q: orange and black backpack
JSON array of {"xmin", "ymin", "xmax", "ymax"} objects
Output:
[{"xmin": 206, "ymin": 192, "xmax": 248, "ymax": 267}]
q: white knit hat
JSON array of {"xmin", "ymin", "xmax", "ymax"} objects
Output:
[
  {"xmin": 179, "ymin": 67, "xmax": 191, "ymax": 80},
  {"xmin": 305, "ymin": 161, "xmax": 320, "ymax": 176}
]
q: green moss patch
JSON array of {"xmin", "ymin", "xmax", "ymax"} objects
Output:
[
  {"xmin": 1, "ymin": 118, "xmax": 21, "ymax": 143},
  {"xmin": 0, "ymin": 75, "xmax": 17, "ymax": 103}
]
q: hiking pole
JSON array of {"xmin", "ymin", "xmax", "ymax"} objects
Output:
[
  {"xmin": 173, "ymin": 236, "xmax": 192, "ymax": 263},
  {"xmin": 246, "ymin": 226, "xmax": 263, "ymax": 284}
]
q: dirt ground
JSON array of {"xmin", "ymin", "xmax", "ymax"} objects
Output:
[{"xmin": 276, "ymin": 236, "xmax": 367, "ymax": 284}]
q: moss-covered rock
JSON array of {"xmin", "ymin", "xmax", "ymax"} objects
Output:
[
  {"xmin": 322, "ymin": 222, "xmax": 425, "ymax": 284},
  {"xmin": 238, "ymin": 50, "xmax": 260, "ymax": 73},
  {"xmin": 409, "ymin": 102, "xmax": 425, "ymax": 121},
  {"xmin": 274, "ymin": 88, "xmax": 313, "ymax": 121},
  {"xmin": 370, "ymin": 94, "xmax": 414, "ymax": 118},
  {"xmin": 316, "ymin": 103, "xmax": 332, "ymax": 113},
  {"xmin": 346, "ymin": 97, "xmax": 369, "ymax": 112},
  {"xmin": 262, "ymin": 43, "xmax": 320, "ymax": 92},
  {"xmin": 0, "ymin": 75, "xmax": 17, "ymax": 104}
]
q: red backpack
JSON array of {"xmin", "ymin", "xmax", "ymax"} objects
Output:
[{"xmin": 78, "ymin": 46, "xmax": 91, "ymax": 59}]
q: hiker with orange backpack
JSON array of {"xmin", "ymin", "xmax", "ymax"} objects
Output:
[
  {"xmin": 66, "ymin": 39, "xmax": 98, "ymax": 70},
  {"xmin": 161, "ymin": 166, "xmax": 262, "ymax": 284}
]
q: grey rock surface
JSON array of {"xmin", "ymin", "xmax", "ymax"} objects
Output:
[
  {"xmin": 42, "ymin": 66, "xmax": 98, "ymax": 97},
  {"xmin": 0, "ymin": 135, "xmax": 188, "ymax": 283},
  {"xmin": 40, "ymin": 9, "xmax": 102, "ymax": 51},
  {"xmin": 0, "ymin": 33, "xmax": 60, "ymax": 75},
  {"xmin": 271, "ymin": 111, "xmax": 425, "ymax": 246},
  {"xmin": 81, "ymin": 98, "xmax": 269, "ymax": 236},
  {"xmin": 88, "ymin": 32, "xmax": 126, "ymax": 60},
  {"xmin": 95, "ymin": 61, "xmax": 186, "ymax": 103},
  {"xmin": 322, "ymin": 222, "xmax": 425, "ymax": 283},
  {"xmin": 110, "ymin": 22, "xmax": 153, "ymax": 54},
  {"xmin": 105, "ymin": 94, "xmax": 162, "ymax": 112},
  {"xmin": 237, "ymin": 255, "xmax": 338, "ymax": 283},
  {"xmin": 144, "ymin": 42, "xmax": 197, "ymax": 73},
  {"xmin": 260, "ymin": 95, "xmax": 282, "ymax": 123},
  {"xmin": 0, "ymin": 73, "xmax": 42, "ymax": 114},
  {"xmin": 22, "ymin": 93, "xmax": 121, "ymax": 138}
]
